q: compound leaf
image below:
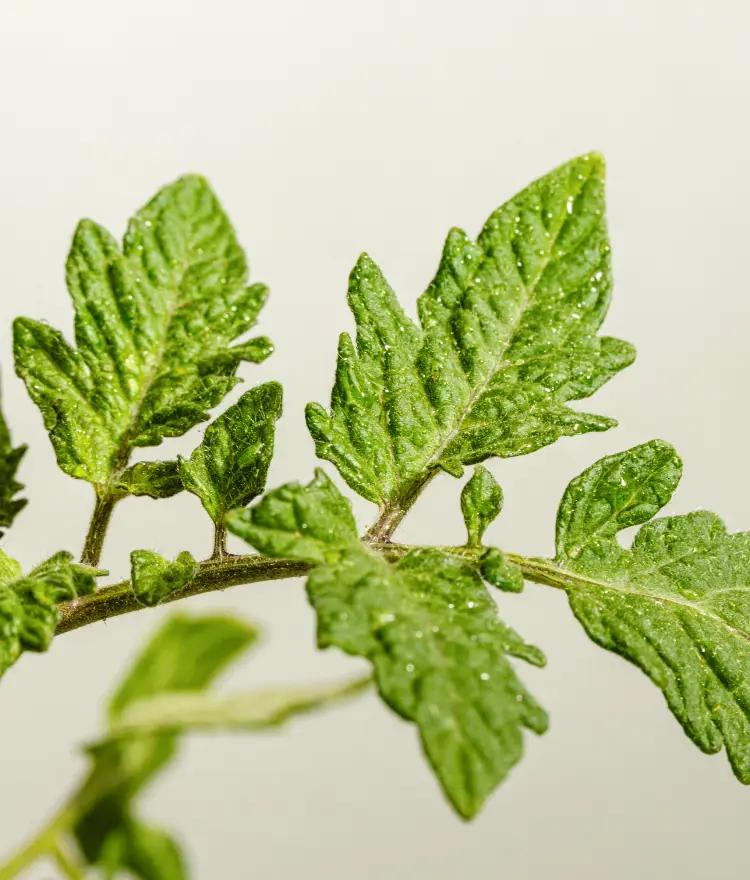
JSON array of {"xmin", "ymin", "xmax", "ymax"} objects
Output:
[
  {"xmin": 14, "ymin": 175, "xmax": 272, "ymax": 496},
  {"xmin": 306, "ymin": 154, "xmax": 634, "ymax": 507},
  {"xmin": 228, "ymin": 472, "xmax": 547, "ymax": 819},
  {"xmin": 179, "ymin": 383, "xmax": 282, "ymax": 525},
  {"xmin": 555, "ymin": 440, "xmax": 750, "ymax": 783}
]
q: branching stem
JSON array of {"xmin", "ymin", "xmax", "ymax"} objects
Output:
[{"xmin": 56, "ymin": 544, "xmax": 577, "ymax": 637}]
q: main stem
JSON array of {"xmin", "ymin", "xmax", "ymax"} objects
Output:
[{"xmin": 56, "ymin": 545, "xmax": 577, "ymax": 636}]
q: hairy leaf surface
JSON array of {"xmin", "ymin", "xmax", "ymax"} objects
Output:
[
  {"xmin": 116, "ymin": 461, "xmax": 183, "ymax": 500},
  {"xmin": 0, "ymin": 550, "xmax": 97, "ymax": 677},
  {"xmin": 306, "ymin": 154, "xmax": 634, "ymax": 506},
  {"xmin": 461, "ymin": 465, "xmax": 503, "ymax": 547},
  {"xmin": 130, "ymin": 550, "xmax": 197, "ymax": 607},
  {"xmin": 0, "ymin": 378, "xmax": 26, "ymax": 535},
  {"xmin": 555, "ymin": 440, "xmax": 750, "ymax": 782},
  {"xmin": 228, "ymin": 471, "xmax": 547, "ymax": 818},
  {"xmin": 179, "ymin": 383, "xmax": 282, "ymax": 525},
  {"xmin": 14, "ymin": 175, "xmax": 272, "ymax": 494}
]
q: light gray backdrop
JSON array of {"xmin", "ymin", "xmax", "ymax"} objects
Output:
[{"xmin": 0, "ymin": 1, "xmax": 748, "ymax": 877}]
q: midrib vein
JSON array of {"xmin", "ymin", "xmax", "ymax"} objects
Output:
[{"xmin": 406, "ymin": 203, "xmax": 575, "ymax": 489}]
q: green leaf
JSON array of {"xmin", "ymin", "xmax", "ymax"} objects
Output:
[
  {"xmin": 14, "ymin": 175, "xmax": 272, "ymax": 496},
  {"xmin": 0, "ymin": 375, "xmax": 26, "ymax": 536},
  {"xmin": 130, "ymin": 550, "xmax": 197, "ymax": 607},
  {"xmin": 554, "ymin": 440, "xmax": 750, "ymax": 783},
  {"xmin": 105, "ymin": 819, "xmax": 186, "ymax": 880},
  {"xmin": 179, "ymin": 383, "xmax": 282, "ymax": 525},
  {"xmin": 306, "ymin": 154, "xmax": 634, "ymax": 506},
  {"xmin": 226, "ymin": 468, "xmax": 358, "ymax": 565},
  {"xmin": 228, "ymin": 472, "xmax": 547, "ymax": 818},
  {"xmin": 115, "ymin": 461, "xmax": 183, "ymax": 499},
  {"xmin": 0, "ymin": 550, "xmax": 97, "ymax": 676},
  {"xmin": 461, "ymin": 465, "xmax": 503, "ymax": 547},
  {"xmin": 480, "ymin": 548, "xmax": 524, "ymax": 593},
  {"xmin": 75, "ymin": 614, "xmax": 256, "ymax": 878},
  {"xmin": 109, "ymin": 614, "xmax": 256, "ymax": 718}
]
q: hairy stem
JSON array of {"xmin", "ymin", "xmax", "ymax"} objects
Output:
[
  {"xmin": 212, "ymin": 524, "xmax": 228, "ymax": 560},
  {"xmin": 57, "ymin": 555, "xmax": 308, "ymax": 634},
  {"xmin": 56, "ymin": 545, "xmax": 577, "ymax": 637},
  {"xmin": 363, "ymin": 470, "xmax": 438, "ymax": 543},
  {"xmin": 80, "ymin": 491, "xmax": 117, "ymax": 567}
]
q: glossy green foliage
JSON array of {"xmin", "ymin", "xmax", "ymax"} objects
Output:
[
  {"xmin": 228, "ymin": 471, "xmax": 547, "ymax": 818},
  {"xmin": 306, "ymin": 154, "xmax": 634, "ymax": 506},
  {"xmin": 480, "ymin": 548, "xmax": 524, "ymax": 594},
  {"xmin": 75, "ymin": 615, "xmax": 257, "ymax": 879},
  {"xmin": 116, "ymin": 461, "xmax": 183, "ymax": 500},
  {"xmin": 556, "ymin": 441, "xmax": 750, "ymax": 782},
  {"xmin": 179, "ymin": 383, "xmax": 282, "ymax": 525},
  {"xmin": 130, "ymin": 550, "xmax": 197, "ymax": 607},
  {"xmin": 0, "ymin": 380, "xmax": 26, "ymax": 536},
  {"xmin": 461, "ymin": 465, "xmax": 503, "ymax": 547},
  {"xmin": 0, "ymin": 550, "xmax": 97, "ymax": 676},
  {"xmin": 14, "ymin": 175, "xmax": 272, "ymax": 492}
]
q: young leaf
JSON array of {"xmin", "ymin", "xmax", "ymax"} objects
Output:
[
  {"xmin": 116, "ymin": 461, "xmax": 184, "ymax": 499},
  {"xmin": 554, "ymin": 440, "xmax": 750, "ymax": 783},
  {"xmin": 179, "ymin": 382, "xmax": 282, "ymax": 525},
  {"xmin": 130, "ymin": 550, "xmax": 197, "ymax": 607},
  {"xmin": 306, "ymin": 154, "xmax": 634, "ymax": 509},
  {"xmin": 0, "ymin": 377, "xmax": 26, "ymax": 536},
  {"xmin": 461, "ymin": 465, "xmax": 503, "ymax": 547},
  {"xmin": 0, "ymin": 550, "xmax": 97, "ymax": 677},
  {"xmin": 228, "ymin": 472, "xmax": 547, "ymax": 819},
  {"xmin": 13, "ymin": 175, "xmax": 272, "ymax": 496},
  {"xmin": 75, "ymin": 614, "xmax": 257, "ymax": 879},
  {"xmin": 481, "ymin": 548, "xmax": 524, "ymax": 593}
]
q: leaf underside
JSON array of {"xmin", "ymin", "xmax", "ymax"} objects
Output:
[
  {"xmin": 306, "ymin": 153, "xmax": 635, "ymax": 506},
  {"xmin": 14, "ymin": 175, "xmax": 272, "ymax": 491},
  {"xmin": 555, "ymin": 440, "xmax": 750, "ymax": 783},
  {"xmin": 227, "ymin": 470, "xmax": 547, "ymax": 818}
]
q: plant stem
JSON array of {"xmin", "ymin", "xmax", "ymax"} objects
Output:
[
  {"xmin": 0, "ymin": 802, "xmax": 77, "ymax": 880},
  {"xmin": 57, "ymin": 554, "xmax": 308, "ymax": 634},
  {"xmin": 212, "ymin": 524, "xmax": 228, "ymax": 560},
  {"xmin": 50, "ymin": 840, "xmax": 85, "ymax": 879},
  {"xmin": 80, "ymin": 491, "xmax": 117, "ymax": 567},
  {"xmin": 363, "ymin": 471, "xmax": 437, "ymax": 543},
  {"xmin": 56, "ymin": 544, "xmax": 581, "ymax": 637}
]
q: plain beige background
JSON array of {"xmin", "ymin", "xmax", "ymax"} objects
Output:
[{"xmin": 1, "ymin": 0, "xmax": 749, "ymax": 877}]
